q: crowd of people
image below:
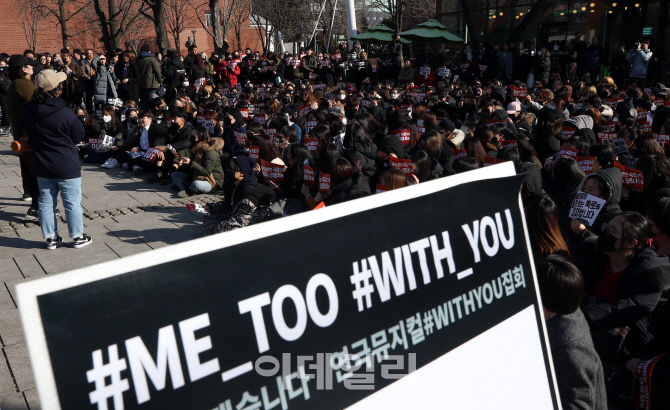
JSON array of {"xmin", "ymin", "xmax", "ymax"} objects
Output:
[{"xmin": 2, "ymin": 33, "xmax": 670, "ymax": 409}]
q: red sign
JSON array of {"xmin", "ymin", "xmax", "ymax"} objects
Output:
[
  {"xmin": 653, "ymin": 133, "xmax": 670, "ymax": 149},
  {"xmin": 239, "ymin": 108, "xmax": 250, "ymax": 119},
  {"xmin": 260, "ymin": 159, "xmax": 284, "ymax": 183},
  {"xmin": 304, "ymin": 165, "xmax": 314, "ymax": 186},
  {"xmin": 501, "ymin": 140, "xmax": 518, "ymax": 149},
  {"xmin": 250, "ymin": 145, "xmax": 259, "ymax": 161},
  {"xmin": 575, "ymin": 156, "xmax": 596, "ymax": 174},
  {"xmin": 483, "ymin": 155, "xmax": 505, "ymax": 167},
  {"xmin": 614, "ymin": 161, "xmax": 644, "ymax": 192},
  {"xmin": 458, "ymin": 61, "xmax": 471, "ymax": 71},
  {"xmin": 266, "ymin": 128, "xmax": 277, "ymax": 137},
  {"xmin": 304, "ymin": 138, "xmax": 318, "ymax": 155},
  {"xmin": 597, "ymin": 132, "xmax": 618, "ymax": 143},
  {"xmin": 452, "ymin": 149, "xmax": 467, "ymax": 159},
  {"xmin": 509, "ymin": 85, "xmax": 527, "ymax": 98},
  {"xmin": 557, "ymin": 145, "xmax": 578, "ymax": 158},
  {"xmin": 389, "ymin": 156, "xmax": 415, "ymax": 176},
  {"xmin": 376, "ymin": 184, "xmax": 391, "ymax": 194},
  {"xmin": 305, "ymin": 121, "xmax": 318, "ymax": 134},
  {"xmin": 485, "ymin": 119, "xmax": 504, "ymax": 127},
  {"xmin": 639, "ymin": 122, "xmax": 651, "ymax": 134},
  {"xmin": 253, "ymin": 116, "xmax": 266, "ymax": 125},
  {"xmin": 601, "ymin": 121, "xmax": 617, "ymax": 132},
  {"xmin": 561, "ymin": 124, "xmax": 576, "ymax": 141},
  {"xmin": 234, "ymin": 131, "xmax": 249, "ymax": 148},
  {"xmin": 318, "ymin": 173, "xmax": 330, "ymax": 194},
  {"xmin": 392, "ymin": 130, "xmax": 411, "ymax": 145},
  {"xmin": 299, "ymin": 105, "xmax": 311, "ymax": 119},
  {"xmin": 142, "ymin": 148, "xmax": 161, "ymax": 163}
]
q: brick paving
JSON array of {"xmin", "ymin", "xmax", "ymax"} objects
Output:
[{"xmin": 0, "ymin": 133, "xmax": 217, "ymax": 409}]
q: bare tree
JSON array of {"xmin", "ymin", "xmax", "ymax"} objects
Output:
[
  {"xmin": 10, "ymin": 0, "xmax": 50, "ymax": 51},
  {"xmin": 187, "ymin": 0, "xmax": 230, "ymax": 54},
  {"xmin": 139, "ymin": 0, "xmax": 172, "ymax": 54},
  {"xmin": 368, "ymin": 0, "xmax": 411, "ymax": 33},
  {"xmin": 164, "ymin": 0, "xmax": 199, "ymax": 50},
  {"xmin": 41, "ymin": 0, "xmax": 94, "ymax": 50},
  {"xmin": 93, "ymin": 0, "xmax": 145, "ymax": 51},
  {"xmin": 230, "ymin": 0, "xmax": 250, "ymax": 50},
  {"xmin": 122, "ymin": 15, "xmax": 154, "ymax": 51}
]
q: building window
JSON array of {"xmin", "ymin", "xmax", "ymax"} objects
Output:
[{"xmin": 205, "ymin": 13, "xmax": 212, "ymax": 27}]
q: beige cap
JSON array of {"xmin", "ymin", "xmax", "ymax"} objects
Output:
[{"xmin": 35, "ymin": 69, "xmax": 67, "ymax": 92}]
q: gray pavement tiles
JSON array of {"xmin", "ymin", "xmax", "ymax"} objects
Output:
[{"xmin": 0, "ymin": 146, "xmax": 221, "ymax": 407}]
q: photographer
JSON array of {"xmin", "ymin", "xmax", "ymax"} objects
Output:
[{"xmin": 627, "ymin": 37, "xmax": 652, "ymax": 87}]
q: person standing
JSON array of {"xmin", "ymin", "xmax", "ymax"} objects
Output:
[
  {"xmin": 386, "ymin": 34, "xmax": 402, "ymax": 80},
  {"xmin": 60, "ymin": 50, "xmax": 83, "ymax": 106},
  {"xmin": 627, "ymin": 37, "xmax": 652, "ymax": 87},
  {"xmin": 79, "ymin": 49, "xmax": 96, "ymax": 112},
  {"xmin": 585, "ymin": 35, "xmax": 604, "ymax": 83},
  {"xmin": 6, "ymin": 55, "xmax": 41, "ymax": 212},
  {"xmin": 22, "ymin": 70, "xmax": 91, "ymax": 249},
  {"xmin": 114, "ymin": 51, "xmax": 140, "ymax": 103},
  {"xmin": 136, "ymin": 44, "xmax": 162, "ymax": 109}
]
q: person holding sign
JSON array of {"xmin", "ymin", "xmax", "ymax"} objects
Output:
[
  {"xmin": 325, "ymin": 158, "xmax": 370, "ymax": 205},
  {"xmin": 171, "ymin": 126, "xmax": 224, "ymax": 197},
  {"xmin": 21, "ymin": 69, "xmax": 91, "ymax": 249},
  {"xmin": 571, "ymin": 167, "xmax": 623, "ymax": 238},
  {"xmin": 536, "ymin": 256, "xmax": 607, "ymax": 410},
  {"xmin": 119, "ymin": 110, "xmax": 168, "ymax": 174},
  {"xmin": 202, "ymin": 157, "xmax": 275, "ymax": 234},
  {"xmin": 579, "ymin": 213, "xmax": 669, "ymax": 366},
  {"xmin": 148, "ymin": 109, "xmax": 193, "ymax": 184}
]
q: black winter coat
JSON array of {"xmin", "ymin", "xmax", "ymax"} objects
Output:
[
  {"xmin": 22, "ymin": 97, "xmax": 85, "ymax": 179},
  {"xmin": 582, "ymin": 248, "xmax": 670, "ymax": 357},
  {"xmin": 114, "ymin": 63, "xmax": 140, "ymax": 103}
]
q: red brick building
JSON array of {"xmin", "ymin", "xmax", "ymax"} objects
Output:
[{"xmin": 0, "ymin": 0, "xmax": 265, "ymax": 56}]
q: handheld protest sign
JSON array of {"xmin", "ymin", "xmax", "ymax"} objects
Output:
[
  {"xmin": 561, "ymin": 125, "xmax": 576, "ymax": 141},
  {"xmin": 250, "ymin": 145, "xmax": 260, "ymax": 161},
  {"xmin": 392, "ymin": 130, "xmax": 410, "ymax": 145},
  {"xmin": 483, "ymin": 155, "xmax": 505, "ymax": 166},
  {"xmin": 452, "ymin": 149, "xmax": 467, "ymax": 159},
  {"xmin": 389, "ymin": 156, "xmax": 415, "ymax": 176},
  {"xmin": 614, "ymin": 161, "xmax": 644, "ymax": 192},
  {"xmin": 557, "ymin": 145, "xmax": 578, "ymax": 159},
  {"xmin": 304, "ymin": 138, "xmax": 318, "ymax": 156},
  {"xmin": 575, "ymin": 156, "xmax": 595, "ymax": 174},
  {"xmin": 234, "ymin": 131, "xmax": 249, "ymax": 148},
  {"xmin": 17, "ymin": 163, "xmax": 561, "ymax": 410},
  {"xmin": 501, "ymin": 140, "xmax": 518, "ymax": 150},
  {"xmin": 569, "ymin": 190, "xmax": 606, "ymax": 226}
]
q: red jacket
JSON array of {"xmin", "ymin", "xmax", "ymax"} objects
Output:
[
  {"xmin": 217, "ymin": 61, "xmax": 241, "ymax": 87},
  {"xmin": 416, "ymin": 70, "xmax": 436, "ymax": 87}
]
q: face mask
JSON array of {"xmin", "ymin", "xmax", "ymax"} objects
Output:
[
  {"xmin": 183, "ymin": 82, "xmax": 189, "ymax": 87},
  {"xmin": 161, "ymin": 105, "xmax": 169, "ymax": 112},
  {"xmin": 78, "ymin": 115, "xmax": 86, "ymax": 123},
  {"xmin": 224, "ymin": 118, "xmax": 232, "ymax": 127},
  {"xmin": 225, "ymin": 171, "xmax": 237, "ymax": 182},
  {"xmin": 597, "ymin": 231, "xmax": 619, "ymax": 253},
  {"xmin": 391, "ymin": 93, "xmax": 399, "ymax": 99},
  {"xmin": 339, "ymin": 95, "xmax": 346, "ymax": 100},
  {"xmin": 103, "ymin": 115, "xmax": 112, "ymax": 123},
  {"xmin": 128, "ymin": 116, "xmax": 138, "ymax": 125}
]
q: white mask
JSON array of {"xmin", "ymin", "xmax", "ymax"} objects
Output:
[
  {"xmin": 103, "ymin": 115, "xmax": 112, "ymax": 123},
  {"xmin": 183, "ymin": 82, "xmax": 189, "ymax": 87},
  {"xmin": 391, "ymin": 93, "xmax": 399, "ymax": 99},
  {"xmin": 537, "ymin": 51, "xmax": 543, "ymax": 56}
]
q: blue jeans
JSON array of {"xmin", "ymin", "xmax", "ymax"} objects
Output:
[
  {"xmin": 171, "ymin": 172, "xmax": 214, "ymax": 193},
  {"xmin": 37, "ymin": 177, "xmax": 83, "ymax": 239}
]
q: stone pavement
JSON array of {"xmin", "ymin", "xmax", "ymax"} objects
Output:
[{"xmin": 0, "ymin": 133, "xmax": 221, "ymax": 409}]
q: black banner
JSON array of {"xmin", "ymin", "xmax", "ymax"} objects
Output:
[{"xmin": 19, "ymin": 168, "xmax": 560, "ymax": 410}]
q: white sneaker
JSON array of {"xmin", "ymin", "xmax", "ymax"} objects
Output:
[{"xmin": 122, "ymin": 162, "xmax": 130, "ymax": 170}]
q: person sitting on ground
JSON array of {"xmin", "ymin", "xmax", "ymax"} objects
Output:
[{"xmin": 171, "ymin": 126, "xmax": 224, "ymax": 197}]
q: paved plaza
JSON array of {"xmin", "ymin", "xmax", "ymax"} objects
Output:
[{"xmin": 0, "ymin": 133, "xmax": 219, "ymax": 409}]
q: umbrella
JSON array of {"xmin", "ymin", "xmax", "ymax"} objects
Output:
[
  {"xmin": 397, "ymin": 19, "xmax": 464, "ymax": 43},
  {"xmin": 351, "ymin": 24, "xmax": 411, "ymax": 44}
]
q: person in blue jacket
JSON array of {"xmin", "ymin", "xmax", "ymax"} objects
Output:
[
  {"xmin": 21, "ymin": 69, "xmax": 92, "ymax": 249},
  {"xmin": 627, "ymin": 37, "xmax": 653, "ymax": 87}
]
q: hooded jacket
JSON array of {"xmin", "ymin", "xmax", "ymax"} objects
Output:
[
  {"xmin": 136, "ymin": 51, "xmax": 162, "ymax": 89},
  {"xmin": 190, "ymin": 138, "xmax": 225, "ymax": 188},
  {"xmin": 577, "ymin": 167, "xmax": 623, "ymax": 231},
  {"xmin": 164, "ymin": 58, "xmax": 187, "ymax": 101},
  {"xmin": 327, "ymin": 172, "xmax": 371, "ymax": 205},
  {"xmin": 347, "ymin": 138, "xmax": 377, "ymax": 180},
  {"xmin": 92, "ymin": 56, "xmax": 118, "ymax": 104},
  {"xmin": 21, "ymin": 96, "xmax": 84, "ymax": 179}
]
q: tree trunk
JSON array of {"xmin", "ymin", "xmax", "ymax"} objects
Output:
[
  {"xmin": 209, "ymin": 0, "xmax": 226, "ymax": 54},
  {"xmin": 175, "ymin": 33, "xmax": 181, "ymax": 51},
  {"xmin": 147, "ymin": 0, "xmax": 170, "ymax": 55},
  {"xmin": 59, "ymin": 0, "xmax": 69, "ymax": 50},
  {"xmin": 108, "ymin": 0, "xmax": 120, "ymax": 50}
]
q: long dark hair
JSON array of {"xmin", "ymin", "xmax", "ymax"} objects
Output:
[
  {"xmin": 343, "ymin": 122, "xmax": 372, "ymax": 151},
  {"xmin": 258, "ymin": 134, "xmax": 280, "ymax": 162},
  {"xmin": 33, "ymin": 83, "xmax": 64, "ymax": 103},
  {"xmin": 524, "ymin": 195, "xmax": 570, "ymax": 262},
  {"xmin": 463, "ymin": 136, "xmax": 486, "ymax": 167},
  {"xmin": 283, "ymin": 143, "xmax": 314, "ymax": 193},
  {"xmin": 412, "ymin": 149, "xmax": 432, "ymax": 183}
]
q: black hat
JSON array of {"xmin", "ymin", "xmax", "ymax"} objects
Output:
[
  {"xmin": 8, "ymin": 54, "xmax": 38, "ymax": 68},
  {"xmin": 233, "ymin": 156, "xmax": 256, "ymax": 177},
  {"xmin": 378, "ymin": 135, "xmax": 407, "ymax": 159},
  {"xmin": 322, "ymin": 93, "xmax": 335, "ymax": 102},
  {"xmin": 440, "ymin": 119, "xmax": 456, "ymax": 133}
]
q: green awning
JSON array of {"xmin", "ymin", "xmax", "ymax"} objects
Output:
[
  {"xmin": 351, "ymin": 24, "xmax": 411, "ymax": 44},
  {"xmin": 397, "ymin": 19, "xmax": 464, "ymax": 43}
]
